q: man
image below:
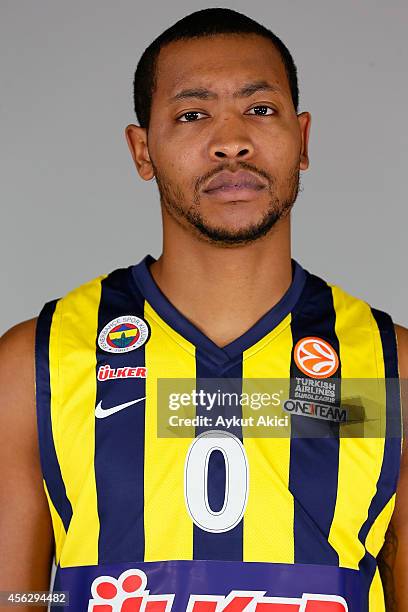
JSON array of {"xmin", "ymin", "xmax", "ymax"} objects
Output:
[{"xmin": 0, "ymin": 7, "xmax": 407, "ymax": 611}]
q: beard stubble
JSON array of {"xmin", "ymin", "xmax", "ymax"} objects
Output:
[{"xmin": 152, "ymin": 160, "xmax": 301, "ymax": 247}]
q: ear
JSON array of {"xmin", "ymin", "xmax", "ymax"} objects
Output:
[
  {"xmin": 124, "ymin": 124, "xmax": 155, "ymax": 180},
  {"xmin": 297, "ymin": 112, "xmax": 312, "ymax": 171}
]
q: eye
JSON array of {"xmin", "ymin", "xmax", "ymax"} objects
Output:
[
  {"xmin": 177, "ymin": 111, "xmax": 207, "ymax": 122},
  {"xmin": 246, "ymin": 105, "xmax": 275, "ymax": 116}
]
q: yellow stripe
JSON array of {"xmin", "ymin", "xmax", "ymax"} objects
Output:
[
  {"xmin": 143, "ymin": 301, "xmax": 195, "ymax": 561},
  {"xmin": 328, "ymin": 285, "xmax": 386, "ymax": 569},
  {"xmin": 368, "ymin": 567, "xmax": 385, "ymax": 611},
  {"xmin": 43, "ymin": 479, "xmax": 66, "ymax": 564},
  {"xmin": 242, "ymin": 315, "xmax": 294, "ymax": 563},
  {"xmin": 50, "ymin": 276, "xmax": 105, "ymax": 567},
  {"xmin": 365, "ymin": 494, "xmax": 396, "ymax": 558}
]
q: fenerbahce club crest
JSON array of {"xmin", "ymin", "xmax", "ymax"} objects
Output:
[{"xmin": 98, "ymin": 316, "xmax": 150, "ymax": 354}]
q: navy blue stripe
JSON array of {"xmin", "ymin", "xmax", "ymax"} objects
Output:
[
  {"xmin": 193, "ymin": 353, "xmax": 243, "ymax": 561},
  {"xmin": 35, "ymin": 299, "xmax": 73, "ymax": 532},
  {"xmin": 358, "ymin": 309, "xmax": 402, "ymax": 605},
  {"xmin": 95, "ymin": 268, "xmax": 147, "ymax": 562},
  {"xmin": 289, "ymin": 273, "xmax": 340, "ymax": 565}
]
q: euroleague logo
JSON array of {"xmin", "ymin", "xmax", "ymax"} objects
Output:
[
  {"xmin": 294, "ymin": 336, "xmax": 339, "ymax": 379},
  {"xmin": 98, "ymin": 316, "xmax": 150, "ymax": 354}
]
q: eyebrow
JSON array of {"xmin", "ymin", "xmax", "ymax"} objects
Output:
[{"xmin": 169, "ymin": 80, "xmax": 282, "ymax": 103}]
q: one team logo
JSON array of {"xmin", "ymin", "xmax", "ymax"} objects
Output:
[
  {"xmin": 294, "ymin": 336, "xmax": 339, "ymax": 379},
  {"xmin": 98, "ymin": 316, "xmax": 150, "ymax": 354},
  {"xmin": 283, "ymin": 399, "xmax": 347, "ymax": 423},
  {"xmin": 87, "ymin": 568, "xmax": 348, "ymax": 611}
]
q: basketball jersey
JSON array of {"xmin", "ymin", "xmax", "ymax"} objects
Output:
[{"xmin": 35, "ymin": 254, "xmax": 402, "ymax": 611}]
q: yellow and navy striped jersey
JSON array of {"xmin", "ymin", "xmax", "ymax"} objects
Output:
[{"xmin": 35, "ymin": 254, "xmax": 402, "ymax": 611}]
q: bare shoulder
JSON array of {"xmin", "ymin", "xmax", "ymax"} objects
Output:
[
  {"xmin": 394, "ymin": 324, "xmax": 408, "ymax": 468},
  {"xmin": 0, "ymin": 316, "xmax": 37, "ymax": 353},
  {"xmin": 0, "ymin": 316, "xmax": 41, "ymax": 478},
  {"xmin": 392, "ymin": 322, "xmax": 408, "ymax": 526},
  {"xmin": 395, "ymin": 323, "xmax": 408, "ymax": 378},
  {"xmin": 0, "ymin": 318, "xmax": 38, "ymax": 424},
  {"xmin": 0, "ymin": 317, "xmax": 37, "ymax": 400}
]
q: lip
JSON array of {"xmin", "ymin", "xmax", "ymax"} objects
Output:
[
  {"xmin": 202, "ymin": 185, "xmax": 266, "ymax": 202},
  {"xmin": 203, "ymin": 170, "xmax": 267, "ymax": 193}
]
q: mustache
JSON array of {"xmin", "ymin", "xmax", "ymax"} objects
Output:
[{"xmin": 194, "ymin": 161, "xmax": 274, "ymax": 196}]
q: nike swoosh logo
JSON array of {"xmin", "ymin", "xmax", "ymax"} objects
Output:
[{"xmin": 95, "ymin": 396, "xmax": 146, "ymax": 418}]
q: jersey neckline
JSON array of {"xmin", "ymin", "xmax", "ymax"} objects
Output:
[{"xmin": 131, "ymin": 254, "xmax": 308, "ymax": 367}]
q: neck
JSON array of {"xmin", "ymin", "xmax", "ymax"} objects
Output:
[{"xmin": 149, "ymin": 215, "xmax": 293, "ymax": 348}]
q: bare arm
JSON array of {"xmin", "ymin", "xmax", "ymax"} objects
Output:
[
  {"xmin": 0, "ymin": 319, "xmax": 54, "ymax": 611},
  {"xmin": 378, "ymin": 324, "xmax": 408, "ymax": 610},
  {"xmin": 377, "ymin": 519, "xmax": 399, "ymax": 610}
]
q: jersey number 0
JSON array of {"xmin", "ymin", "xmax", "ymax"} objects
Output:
[{"xmin": 184, "ymin": 430, "xmax": 249, "ymax": 533}]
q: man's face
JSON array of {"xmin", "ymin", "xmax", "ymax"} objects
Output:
[{"xmin": 130, "ymin": 34, "xmax": 310, "ymax": 246}]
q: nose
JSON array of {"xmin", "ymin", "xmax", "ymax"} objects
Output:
[{"xmin": 208, "ymin": 117, "xmax": 255, "ymax": 161}]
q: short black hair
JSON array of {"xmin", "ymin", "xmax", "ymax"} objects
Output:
[{"xmin": 132, "ymin": 8, "xmax": 299, "ymax": 128}]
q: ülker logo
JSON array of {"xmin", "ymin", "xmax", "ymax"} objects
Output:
[
  {"xmin": 87, "ymin": 568, "xmax": 348, "ymax": 611},
  {"xmin": 88, "ymin": 569, "xmax": 173, "ymax": 611}
]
